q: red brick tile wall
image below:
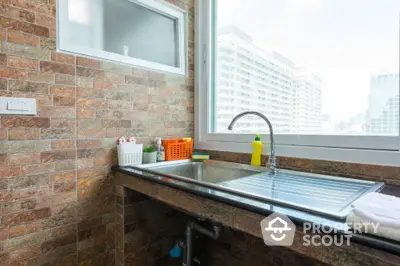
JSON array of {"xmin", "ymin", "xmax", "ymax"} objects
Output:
[
  {"xmin": 115, "ymin": 187, "xmax": 188, "ymax": 266},
  {"xmin": 0, "ymin": 0, "xmax": 194, "ymax": 265},
  {"xmin": 201, "ymin": 227, "xmax": 327, "ymax": 266}
]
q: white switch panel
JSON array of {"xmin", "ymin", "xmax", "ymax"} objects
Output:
[
  {"xmin": 7, "ymin": 99, "xmax": 21, "ymax": 111},
  {"xmin": 21, "ymin": 99, "xmax": 31, "ymax": 111},
  {"xmin": 0, "ymin": 97, "xmax": 37, "ymax": 115}
]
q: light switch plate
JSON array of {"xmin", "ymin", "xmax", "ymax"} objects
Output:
[
  {"xmin": 0, "ymin": 97, "xmax": 37, "ymax": 115},
  {"xmin": 21, "ymin": 100, "xmax": 31, "ymax": 111},
  {"xmin": 7, "ymin": 99, "xmax": 21, "ymax": 111}
]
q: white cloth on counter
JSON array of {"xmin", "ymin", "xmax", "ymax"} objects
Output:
[{"xmin": 346, "ymin": 192, "xmax": 400, "ymax": 242}]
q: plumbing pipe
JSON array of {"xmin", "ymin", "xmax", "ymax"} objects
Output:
[{"xmin": 183, "ymin": 221, "xmax": 222, "ymax": 266}]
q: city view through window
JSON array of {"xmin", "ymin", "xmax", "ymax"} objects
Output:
[{"xmin": 213, "ymin": 0, "xmax": 400, "ymax": 135}]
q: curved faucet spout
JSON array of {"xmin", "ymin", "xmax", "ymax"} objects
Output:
[{"xmin": 227, "ymin": 111, "xmax": 277, "ymax": 174}]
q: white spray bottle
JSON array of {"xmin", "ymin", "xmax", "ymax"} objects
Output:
[{"xmin": 155, "ymin": 137, "xmax": 165, "ymax": 162}]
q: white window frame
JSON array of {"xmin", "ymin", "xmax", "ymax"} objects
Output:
[
  {"xmin": 195, "ymin": 0, "xmax": 400, "ymax": 166},
  {"xmin": 57, "ymin": 0, "xmax": 188, "ymax": 75}
]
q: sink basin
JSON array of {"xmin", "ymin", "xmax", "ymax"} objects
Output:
[
  {"xmin": 133, "ymin": 160, "xmax": 384, "ymax": 219},
  {"xmin": 138, "ymin": 160, "xmax": 265, "ymax": 183}
]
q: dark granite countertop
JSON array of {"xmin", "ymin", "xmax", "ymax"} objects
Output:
[{"xmin": 112, "ymin": 165, "xmax": 400, "ymax": 256}]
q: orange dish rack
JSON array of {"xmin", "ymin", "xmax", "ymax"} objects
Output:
[{"xmin": 162, "ymin": 138, "xmax": 193, "ymax": 161}]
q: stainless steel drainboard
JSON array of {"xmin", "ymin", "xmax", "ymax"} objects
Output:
[{"xmin": 218, "ymin": 171, "xmax": 382, "ymax": 218}]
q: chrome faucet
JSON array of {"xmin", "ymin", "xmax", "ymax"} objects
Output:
[{"xmin": 227, "ymin": 111, "xmax": 277, "ymax": 174}]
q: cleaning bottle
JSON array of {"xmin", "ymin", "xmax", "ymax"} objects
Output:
[
  {"xmin": 155, "ymin": 137, "xmax": 165, "ymax": 162},
  {"xmin": 251, "ymin": 134, "xmax": 263, "ymax": 166}
]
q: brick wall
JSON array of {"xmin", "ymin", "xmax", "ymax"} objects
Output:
[
  {"xmin": 115, "ymin": 187, "xmax": 187, "ymax": 266},
  {"xmin": 0, "ymin": 0, "xmax": 194, "ymax": 265},
  {"xmin": 202, "ymin": 227, "xmax": 328, "ymax": 266}
]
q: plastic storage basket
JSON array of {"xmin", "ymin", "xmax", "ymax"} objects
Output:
[
  {"xmin": 117, "ymin": 143, "xmax": 143, "ymax": 166},
  {"xmin": 162, "ymin": 138, "xmax": 193, "ymax": 161}
]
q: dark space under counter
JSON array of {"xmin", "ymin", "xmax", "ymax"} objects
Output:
[{"xmin": 112, "ymin": 165, "xmax": 400, "ymax": 258}]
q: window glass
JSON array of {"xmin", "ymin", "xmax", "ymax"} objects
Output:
[
  {"xmin": 213, "ymin": 0, "xmax": 399, "ymax": 135},
  {"xmin": 103, "ymin": 0, "xmax": 179, "ymax": 67},
  {"xmin": 60, "ymin": 0, "xmax": 182, "ymax": 71}
]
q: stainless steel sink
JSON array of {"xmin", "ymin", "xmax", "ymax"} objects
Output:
[
  {"xmin": 138, "ymin": 160, "xmax": 266, "ymax": 183},
  {"xmin": 133, "ymin": 160, "xmax": 384, "ymax": 219}
]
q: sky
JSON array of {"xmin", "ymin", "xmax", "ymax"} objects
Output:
[{"xmin": 217, "ymin": 0, "xmax": 400, "ymax": 122}]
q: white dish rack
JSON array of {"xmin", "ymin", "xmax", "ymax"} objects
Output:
[{"xmin": 117, "ymin": 143, "xmax": 143, "ymax": 166}]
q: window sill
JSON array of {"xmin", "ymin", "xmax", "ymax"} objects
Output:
[{"xmin": 195, "ymin": 140, "xmax": 400, "ymax": 167}]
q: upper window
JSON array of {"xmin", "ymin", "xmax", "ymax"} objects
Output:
[
  {"xmin": 57, "ymin": 0, "xmax": 187, "ymax": 75},
  {"xmin": 212, "ymin": 0, "xmax": 399, "ymax": 136},
  {"xmin": 196, "ymin": 0, "xmax": 400, "ymax": 165}
]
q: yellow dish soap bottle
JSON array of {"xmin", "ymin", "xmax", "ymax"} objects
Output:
[{"xmin": 251, "ymin": 134, "xmax": 263, "ymax": 166}]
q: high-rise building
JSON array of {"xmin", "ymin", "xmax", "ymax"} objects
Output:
[
  {"xmin": 215, "ymin": 27, "xmax": 322, "ymax": 134},
  {"xmin": 367, "ymin": 73, "xmax": 399, "ymax": 135},
  {"xmin": 293, "ymin": 68, "xmax": 322, "ymax": 133}
]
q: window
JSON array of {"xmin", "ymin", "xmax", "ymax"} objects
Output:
[
  {"xmin": 57, "ymin": 0, "xmax": 187, "ymax": 75},
  {"xmin": 195, "ymin": 0, "xmax": 400, "ymax": 166}
]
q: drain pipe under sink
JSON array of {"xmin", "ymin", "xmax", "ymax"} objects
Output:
[{"xmin": 183, "ymin": 221, "xmax": 222, "ymax": 266}]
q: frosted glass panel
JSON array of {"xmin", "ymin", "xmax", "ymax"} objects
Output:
[
  {"xmin": 60, "ymin": 0, "xmax": 183, "ymax": 71},
  {"xmin": 67, "ymin": 0, "xmax": 104, "ymax": 50},
  {"xmin": 103, "ymin": 0, "xmax": 179, "ymax": 67}
]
